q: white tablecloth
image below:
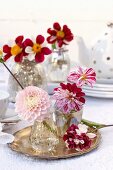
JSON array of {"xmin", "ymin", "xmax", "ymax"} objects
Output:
[{"xmin": 0, "ymin": 97, "xmax": 113, "ymax": 170}]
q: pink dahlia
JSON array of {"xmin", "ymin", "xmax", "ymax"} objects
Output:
[
  {"xmin": 47, "ymin": 22, "xmax": 74, "ymax": 48},
  {"xmin": 63, "ymin": 124, "xmax": 96, "ymax": 150},
  {"xmin": 67, "ymin": 66, "xmax": 96, "ymax": 87},
  {"xmin": 24, "ymin": 35, "xmax": 52, "ymax": 63},
  {"xmin": 53, "ymin": 83, "xmax": 85, "ymax": 113},
  {"xmin": 15, "ymin": 86, "xmax": 50, "ymax": 122}
]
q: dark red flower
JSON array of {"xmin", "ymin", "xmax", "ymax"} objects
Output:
[
  {"xmin": 63, "ymin": 124, "xmax": 94, "ymax": 150},
  {"xmin": 3, "ymin": 35, "xmax": 27, "ymax": 62},
  {"xmin": 47, "ymin": 22, "xmax": 74, "ymax": 47},
  {"xmin": 67, "ymin": 124, "xmax": 78, "ymax": 132},
  {"xmin": 78, "ymin": 133, "xmax": 92, "ymax": 150},
  {"xmin": 24, "ymin": 35, "xmax": 52, "ymax": 63}
]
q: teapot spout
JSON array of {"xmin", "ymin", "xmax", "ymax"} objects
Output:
[{"xmin": 76, "ymin": 36, "xmax": 90, "ymax": 67}]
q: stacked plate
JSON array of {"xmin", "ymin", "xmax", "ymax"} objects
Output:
[
  {"xmin": 48, "ymin": 78, "xmax": 113, "ymax": 98},
  {"xmin": 83, "ymin": 78, "xmax": 113, "ymax": 98}
]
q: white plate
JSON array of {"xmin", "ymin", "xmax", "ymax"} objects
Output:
[
  {"xmin": 83, "ymin": 89, "xmax": 113, "ymax": 98},
  {"xmin": 83, "ymin": 84, "xmax": 113, "ymax": 92},
  {"xmin": 96, "ymin": 78, "xmax": 113, "ymax": 84},
  {"xmin": 48, "ymin": 82, "xmax": 113, "ymax": 98},
  {"xmin": 83, "ymin": 81, "xmax": 113, "ymax": 98}
]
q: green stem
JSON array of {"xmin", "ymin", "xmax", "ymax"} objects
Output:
[
  {"xmin": 43, "ymin": 121, "xmax": 58, "ymax": 137},
  {"xmin": 52, "ymin": 43, "xmax": 56, "ymax": 50},
  {"xmin": 81, "ymin": 119, "xmax": 113, "ymax": 129}
]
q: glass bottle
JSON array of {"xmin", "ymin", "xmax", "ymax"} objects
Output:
[
  {"xmin": 55, "ymin": 109, "xmax": 83, "ymax": 137},
  {"xmin": 8, "ymin": 59, "xmax": 47, "ymax": 102},
  {"xmin": 30, "ymin": 116, "xmax": 59, "ymax": 153},
  {"xmin": 47, "ymin": 48, "xmax": 70, "ymax": 83}
]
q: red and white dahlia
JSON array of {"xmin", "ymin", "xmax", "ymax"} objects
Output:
[
  {"xmin": 3, "ymin": 35, "xmax": 27, "ymax": 62},
  {"xmin": 63, "ymin": 124, "xmax": 96, "ymax": 150},
  {"xmin": 53, "ymin": 83, "xmax": 85, "ymax": 113},
  {"xmin": 47, "ymin": 22, "xmax": 74, "ymax": 48},
  {"xmin": 67, "ymin": 66, "xmax": 96, "ymax": 87},
  {"xmin": 24, "ymin": 35, "xmax": 52, "ymax": 63}
]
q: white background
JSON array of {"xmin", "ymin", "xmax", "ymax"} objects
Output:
[
  {"xmin": 0, "ymin": 0, "xmax": 113, "ymax": 80},
  {"xmin": 0, "ymin": 0, "xmax": 113, "ymax": 52}
]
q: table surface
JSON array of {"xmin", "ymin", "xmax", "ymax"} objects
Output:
[{"xmin": 0, "ymin": 94, "xmax": 113, "ymax": 170}]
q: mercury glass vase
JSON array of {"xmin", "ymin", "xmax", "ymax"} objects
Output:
[
  {"xmin": 8, "ymin": 59, "xmax": 47, "ymax": 102},
  {"xmin": 30, "ymin": 117, "xmax": 59, "ymax": 153},
  {"xmin": 46, "ymin": 48, "xmax": 70, "ymax": 83},
  {"xmin": 55, "ymin": 109, "xmax": 83, "ymax": 137}
]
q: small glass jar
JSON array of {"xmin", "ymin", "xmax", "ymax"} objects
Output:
[
  {"xmin": 8, "ymin": 59, "xmax": 47, "ymax": 102},
  {"xmin": 55, "ymin": 109, "xmax": 83, "ymax": 137},
  {"xmin": 46, "ymin": 48, "xmax": 70, "ymax": 83},
  {"xmin": 30, "ymin": 117, "xmax": 59, "ymax": 153}
]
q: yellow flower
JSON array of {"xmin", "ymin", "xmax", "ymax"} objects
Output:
[{"xmin": 0, "ymin": 49, "xmax": 3, "ymax": 56}]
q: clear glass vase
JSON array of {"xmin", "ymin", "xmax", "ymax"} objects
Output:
[
  {"xmin": 47, "ymin": 48, "xmax": 70, "ymax": 83},
  {"xmin": 55, "ymin": 109, "xmax": 83, "ymax": 137},
  {"xmin": 30, "ymin": 117, "xmax": 59, "ymax": 153},
  {"xmin": 8, "ymin": 59, "xmax": 47, "ymax": 102}
]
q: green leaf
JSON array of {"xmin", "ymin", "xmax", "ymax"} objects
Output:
[
  {"xmin": 43, "ymin": 120, "xmax": 58, "ymax": 137},
  {"xmin": 81, "ymin": 119, "xmax": 107, "ymax": 129}
]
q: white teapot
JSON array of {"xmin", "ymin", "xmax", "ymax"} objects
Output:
[{"xmin": 76, "ymin": 23, "xmax": 113, "ymax": 79}]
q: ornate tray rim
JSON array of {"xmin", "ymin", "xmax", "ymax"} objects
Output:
[{"xmin": 9, "ymin": 126, "xmax": 101, "ymax": 160}]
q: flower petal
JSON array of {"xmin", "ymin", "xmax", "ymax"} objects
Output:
[
  {"xmin": 87, "ymin": 133, "xmax": 96, "ymax": 139},
  {"xmin": 14, "ymin": 53, "xmax": 23, "ymax": 62},
  {"xmin": 25, "ymin": 46, "xmax": 33, "ymax": 54},
  {"xmin": 22, "ymin": 48, "xmax": 28, "ymax": 56},
  {"xmin": 4, "ymin": 54, "xmax": 11, "ymax": 61},
  {"xmin": 15, "ymin": 35, "xmax": 24, "ymax": 44},
  {"xmin": 35, "ymin": 53, "xmax": 44, "ymax": 63},
  {"xmin": 27, "ymin": 53, "xmax": 35, "ymax": 61},
  {"xmin": 53, "ymin": 22, "xmax": 61, "ymax": 30},
  {"xmin": 24, "ymin": 39, "xmax": 33, "ymax": 47},
  {"xmin": 36, "ymin": 35, "xmax": 45, "ymax": 44},
  {"xmin": 3, "ymin": 45, "xmax": 11, "ymax": 53},
  {"xmin": 65, "ymin": 35, "xmax": 73, "ymax": 41},
  {"xmin": 85, "ymin": 68, "xmax": 96, "ymax": 75},
  {"xmin": 47, "ymin": 28, "xmax": 57, "ymax": 35},
  {"xmin": 58, "ymin": 40, "xmax": 64, "ymax": 47},
  {"xmin": 63, "ymin": 25, "xmax": 72, "ymax": 35},
  {"xmin": 78, "ymin": 97, "xmax": 85, "ymax": 103},
  {"xmin": 47, "ymin": 36, "xmax": 56, "ymax": 44},
  {"xmin": 41, "ymin": 47, "xmax": 52, "ymax": 55},
  {"xmin": 78, "ymin": 124, "xmax": 88, "ymax": 133}
]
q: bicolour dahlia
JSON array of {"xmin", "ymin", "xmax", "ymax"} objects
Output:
[
  {"xmin": 47, "ymin": 22, "xmax": 74, "ymax": 48},
  {"xmin": 63, "ymin": 124, "xmax": 96, "ymax": 150},
  {"xmin": 67, "ymin": 66, "xmax": 96, "ymax": 87},
  {"xmin": 24, "ymin": 35, "xmax": 52, "ymax": 63},
  {"xmin": 15, "ymin": 86, "xmax": 50, "ymax": 122},
  {"xmin": 3, "ymin": 35, "xmax": 27, "ymax": 62},
  {"xmin": 53, "ymin": 83, "xmax": 85, "ymax": 113}
]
